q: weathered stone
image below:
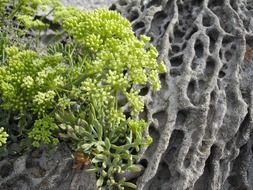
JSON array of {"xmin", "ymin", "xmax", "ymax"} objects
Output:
[
  {"xmin": 112, "ymin": 0, "xmax": 253, "ymax": 189},
  {"xmin": 60, "ymin": 0, "xmax": 117, "ymax": 10},
  {"xmin": 0, "ymin": 144, "xmax": 97, "ymax": 190},
  {"xmin": 1, "ymin": 0, "xmax": 253, "ymax": 190}
]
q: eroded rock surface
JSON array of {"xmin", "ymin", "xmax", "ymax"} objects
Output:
[
  {"xmin": 112, "ymin": 0, "xmax": 253, "ymax": 189},
  {"xmin": 1, "ymin": 0, "xmax": 253, "ymax": 190},
  {"xmin": 60, "ymin": 0, "xmax": 117, "ymax": 10},
  {"xmin": 0, "ymin": 144, "xmax": 97, "ymax": 190}
]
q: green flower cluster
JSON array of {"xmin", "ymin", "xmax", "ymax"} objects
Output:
[
  {"xmin": 0, "ymin": 0, "xmax": 167, "ymax": 189},
  {"xmin": 0, "ymin": 127, "xmax": 8, "ymax": 147},
  {"xmin": 28, "ymin": 115, "xmax": 59, "ymax": 147},
  {"xmin": 57, "ymin": 8, "xmax": 166, "ymax": 115},
  {"xmin": 0, "ymin": 46, "xmax": 67, "ymax": 114}
]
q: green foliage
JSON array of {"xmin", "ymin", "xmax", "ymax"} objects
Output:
[
  {"xmin": 0, "ymin": 127, "xmax": 8, "ymax": 147},
  {"xmin": 0, "ymin": 46, "xmax": 67, "ymax": 114},
  {"xmin": 56, "ymin": 100, "xmax": 150, "ymax": 190},
  {"xmin": 0, "ymin": 0, "xmax": 167, "ymax": 189},
  {"xmin": 28, "ymin": 116, "xmax": 59, "ymax": 147}
]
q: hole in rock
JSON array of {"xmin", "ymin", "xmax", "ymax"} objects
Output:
[
  {"xmin": 225, "ymin": 50, "xmax": 233, "ymax": 62},
  {"xmin": 208, "ymin": 0, "xmax": 225, "ymax": 8},
  {"xmin": 194, "ymin": 39, "xmax": 204, "ymax": 58},
  {"xmin": 139, "ymin": 106, "xmax": 148, "ymax": 121},
  {"xmin": 175, "ymin": 110, "xmax": 188, "ymax": 127},
  {"xmin": 174, "ymin": 26, "xmax": 185, "ymax": 43},
  {"xmin": 218, "ymin": 70, "xmax": 226, "ymax": 78},
  {"xmin": 229, "ymin": 0, "xmax": 238, "ymax": 11},
  {"xmin": 170, "ymin": 69, "xmax": 181, "ymax": 77},
  {"xmin": 133, "ymin": 21, "xmax": 145, "ymax": 31},
  {"xmin": 198, "ymin": 79, "xmax": 206, "ymax": 91},
  {"xmin": 187, "ymin": 80, "xmax": 196, "ymax": 103},
  {"xmin": 139, "ymin": 86, "xmax": 149, "ymax": 96},
  {"xmin": 205, "ymin": 56, "xmax": 216, "ymax": 76},
  {"xmin": 170, "ymin": 54, "xmax": 183, "ymax": 67},
  {"xmin": 149, "ymin": 123, "xmax": 159, "ymax": 136},
  {"xmin": 171, "ymin": 45, "xmax": 180, "ymax": 53},
  {"xmin": 192, "ymin": 0, "xmax": 203, "ymax": 6},
  {"xmin": 231, "ymin": 43, "xmax": 236, "ymax": 50},
  {"xmin": 219, "ymin": 49, "xmax": 223, "ymax": 59},
  {"xmin": 139, "ymin": 159, "xmax": 148, "ymax": 168},
  {"xmin": 185, "ymin": 25, "xmax": 198, "ymax": 40},
  {"xmin": 222, "ymin": 35, "xmax": 234, "ymax": 47},
  {"xmin": 109, "ymin": 4, "xmax": 116, "ymax": 10},
  {"xmin": 119, "ymin": 0, "xmax": 127, "ymax": 6},
  {"xmin": 206, "ymin": 28, "xmax": 219, "ymax": 53},
  {"xmin": 191, "ymin": 60, "xmax": 198, "ymax": 70},
  {"xmin": 159, "ymin": 73, "xmax": 167, "ymax": 84},
  {"xmin": 164, "ymin": 147, "xmax": 177, "ymax": 163},
  {"xmin": 202, "ymin": 14, "xmax": 214, "ymax": 27},
  {"xmin": 153, "ymin": 11, "xmax": 168, "ymax": 22},
  {"xmin": 129, "ymin": 10, "xmax": 139, "ymax": 22},
  {"xmin": 246, "ymin": 35, "xmax": 253, "ymax": 48},
  {"xmin": 184, "ymin": 148, "xmax": 194, "ymax": 168},
  {"xmin": 0, "ymin": 162, "xmax": 13, "ymax": 178},
  {"xmin": 153, "ymin": 111, "xmax": 167, "ymax": 128},
  {"xmin": 163, "ymin": 130, "xmax": 185, "ymax": 163},
  {"xmin": 147, "ymin": 0, "xmax": 162, "ymax": 8}
]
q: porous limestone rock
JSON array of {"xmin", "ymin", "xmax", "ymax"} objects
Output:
[
  {"xmin": 1, "ymin": 0, "xmax": 253, "ymax": 190},
  {"xmin": 112, "ymin": 0, "xmax": 253, "ymax": 189},
  {"xmin": 60, "ymin": 0, "xmax": 117, "ymax": 10}
]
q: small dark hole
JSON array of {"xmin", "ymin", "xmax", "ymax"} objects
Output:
[
  {"xmin": 171, "ymin": 45, "xmax": 180, "ymax": 53},
  {"xmin": 225, "ymin": 51, "xmax": 233, "ymax": 62},
  {"xmin": 0, "ymin": 163, "xmax": 13, "ymax": 178},
  {"xmin": 153, "ymin": 11, "xmax": 168, "ymax": 21},
  {"xmin": 206, "ymin": 28, "xmax": 219, "ymax": 53},
  {"xmin": 139, "ymin": 87, "xmax": 149, "ymax": 96},
  {"xmin": 170, "ymin": 55, "xmax": 183, "ymax": 67},
  {"xmin": 192, "ymin": 0, "xmax": 203, "ymax": 6},
  {"xmin": 147, "ymin": 0, "xmax": 162, "ymax": 8},
  {"xmin": 109, "ymin": 4, "xmax": 116, "ymax": 10},
  {"xmin": 194, "ymin": 39, "xmax": 204, "ymax": 58},
  {"xmin": 202, "ymin": 14, "xmax": 213, "ymax": 27},
  {"xmin": 208, "ymin": 0, "xmax": 224, "ymax": 7},
  {"xmin": 205, "ymin": 56, "xmax": 216, "ymax": 76},
  {"xmin": 133, "ymin": 22, "xmax": 145, "ymax": 31},
  {"xmin": 218, "ymin": 70, "xmax": 226, "ymax": 78},
  {"xmin": 119, "ymin": 0, "xmax": 127, "ymax": 6},
  {"xmin": 129, "ymin": 10, "xmax": 139, "ymax": 22},
  {"xmin": 222, "ymin": 35, "xmax": 234, "ymax": 47},
  {"xmin": 139, "ymin": 159, "xmax": 148, "ymax": 168},
  {"xmin": 170, "ymin": 69, "xmax": 181, "ymax": 77},
  {"xmin": 175, "ymin": 110, "xmax": 188, "ymax": 126}
]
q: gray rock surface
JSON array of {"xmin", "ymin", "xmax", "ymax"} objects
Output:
[
  {"xmin": 60, "ymin": 0, "xmax": 117, "ymax": 9},
  {"xmin": 0, "ymin": 144, "xmax": 97, "ymax": 190},
  {"xmin": 1, "ymin": 0, "xmax": 253, "ymax": 190},
  {"xmin": 112, "ymin": 0, "xmax": 253, "ymax": 189}
]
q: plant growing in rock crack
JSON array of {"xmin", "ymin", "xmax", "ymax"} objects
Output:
[{"xmin": 0, "ymin": 0, "xmax": 167, "ymax": 189}]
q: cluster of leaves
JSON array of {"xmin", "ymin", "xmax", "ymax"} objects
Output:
[{"xmin": 0, "ymin": 0, "xmax": 166, "ymax": 189}]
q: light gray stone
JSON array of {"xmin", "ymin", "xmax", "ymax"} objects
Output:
[
  {"xmin": 60, "ymin": 0, "xmax": 117, "ymax": 9},
  {"xmin": 112, "ymin": 0, "xmax": 253, "ymax": 189}
]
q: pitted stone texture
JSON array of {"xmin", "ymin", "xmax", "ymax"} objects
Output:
[
  {"xmin": 112, "ymin": 0, "xmax": 253, "ymax": 189},
  {"xmin": 60, "ymin": 0, "xmax": 117, "ymax": 10},
  {"xmin": 0, "ymin": 144, "xmax": 97, "ymax": 190}
]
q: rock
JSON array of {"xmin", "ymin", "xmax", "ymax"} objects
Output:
[
  {"xmin": 0, "ymin": 143, "xmax": 97, "ymax": 190},
  {"xmin": 1, "ymin": 0, "xmax": 253, "ymax": 190},
  {"xmin": 60, "ymin": 0, "xmax": 117, "ymax": 10},
  {"xmin": 112, "ymin": 0, "xmax": 253, "ymax": 189}
]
